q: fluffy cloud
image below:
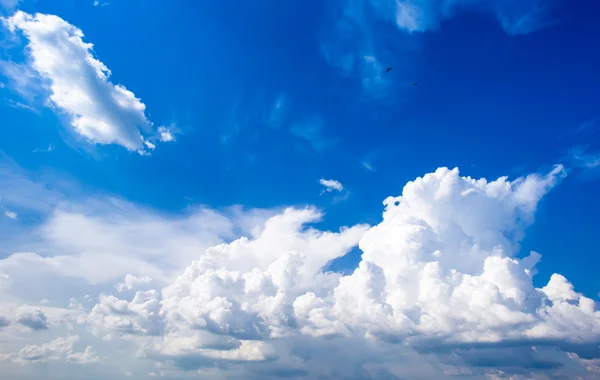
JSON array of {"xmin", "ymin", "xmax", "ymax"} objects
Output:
[
  {"xmin": 12, "ymin": 335, "xmax": 100, "ymax": 364},
  {"xmin": 115, "ymin": 274, "xmax": 153, "ymax": 293},
  {"xmin": 1, "ymin": 164, "xmax": 599, "ymax": 378},
  {"xmin": 1, "ymin": 12, "xmax": 166, "ymax": 153},
  {"xmin": 16, "ymin": 305, "xmax": 48, "ymax": 330}
]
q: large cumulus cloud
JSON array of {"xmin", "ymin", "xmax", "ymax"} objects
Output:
[{"xmin": 1, "ymin": 164, "xmax": 598, "ymax": 378}]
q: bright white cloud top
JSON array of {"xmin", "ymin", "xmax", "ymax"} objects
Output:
[
  {"xmin": 0, "ymin": 162, "xmax": 598, "ymax": 379},
  {"xmin": 2, "ymin": 12, "xmax": 167, "ymax": 153}
]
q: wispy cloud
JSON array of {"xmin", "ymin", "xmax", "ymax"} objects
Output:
[
  {"xmin": 569, "ymin": 146, "xmax": 600, "ymax": 169},
  {"xmin": 4, "ymin": 210, "xmax": 17, "ymax": 219},
  {"xmin": 4, "ymin": 98, "xmax": 37, "ymax": 113},
  {"xmin": 93, "ymin": 0, "xmax": 110, "ymax": 7},
  {"xmin": 319, "ymin": 178, "xmax": 344, "ymax": 193},
  {"xmin": 323, "ymin": 0, "xmax": 557, "ymax": 98},
  {"xmin": 290, "ymin": 117, "xmax": 332, "ymax": 153}
]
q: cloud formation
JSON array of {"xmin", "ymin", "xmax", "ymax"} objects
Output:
[
  {"xmin": 12, "ymin": 335, "xmax": 100, "ymax": 365},
  {"xmin": 16, "ymin": 305, "xmax": 48, "ymax": 330},
  {"xmin": 324, "ymin": 0, "xmax": 556, "ymax": 97},
  {"xmin": 1, "ymin": 163, "xmax": 598, "ymax": 378},
  {"xmin": 1, "ymin": 12, "xmax": 168, "ymax": 153},
  {"xmin": 319, "ymin": 178, "xmax": 344, "ymax": 193}
]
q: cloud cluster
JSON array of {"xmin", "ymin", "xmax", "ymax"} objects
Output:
[
  {"xmin": 1, "ymin": 164, "xmax": 598, "ymax": 378},
  {"xmin": 1, "ymin": 12, "xmax": 173, "ymax": 153},
  {"xmin": 12, "ymin": 335, "xmax": 100, "ymax": 365}
]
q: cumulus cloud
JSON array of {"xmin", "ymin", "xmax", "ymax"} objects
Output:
[
  {"xmin": 319, "ymin": 178, "xmax": 344, "ymax": 193},
  {"xmin": 16, "ymin": 305, "xmax": 48, "ymax": 330},
  {"xmin": 115, "ymin": 274, "xmax": 153, "ymax": 293},
  {"xmin": 1, "ymin": 163, "xmax": 599, "ymax": 378},
  {"xmin": 13, "ymin": 335, "xmax": 100, "ymax": 364},
  {"xmin": 1, "ymin": 12, "xmax": 163, "ymax": 153}
]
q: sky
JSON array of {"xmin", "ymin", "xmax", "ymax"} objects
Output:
[{"xmin": 0, "ymin": 0, "xmax": 599, "ymax": 379}]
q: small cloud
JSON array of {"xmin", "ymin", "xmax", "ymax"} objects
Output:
[
  {"xmin": 362, "ymin": 160, "xmax": 375, "ymax": 172},
  {"xmin": 291, "ymin": 117, "xmax": 331, "ymax": 153},
  {"xmin": 569, "ymin": 146, "xmax": 600, "ymax": 169},
  {"xmin": 93, "ymin": 0, "xmax": 110, "ymax": 6},
  {"xmin": 158, "ymin": 126, "xmax": 176, "ymax": 142},
  {"xmin": 267, "ymin": 94, "xmax": 287, "ymax": 128},
  {"xmin": 16, "ymin": 305, "xmax": 48, "ymax": 330},
  {"xmin": 144, "ymin": 141, "xmax": 156, "ymax": 150},
  {"xmin": 4, "ymin": 210, "xmax": 17, "ymax": 219},
  {"xmin": 319, "ymin": 178, "xmax": 344, "ymax": 193},
  {"xmin": 33, "ymin": 143, "xmax": 52, "ymax": 153},
  {"xmin": 4, "ymin": 98, "xmax": 37, "ymax": 113},
  {"xmin": 39, "ymin": 298, "xmax": 50, "ymax": 305}
]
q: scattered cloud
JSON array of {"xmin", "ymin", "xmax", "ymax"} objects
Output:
[
  {"xmin": 4, "ymin": 98, "xmax": 37, "ymax": 113},
  {"xmin": 32, "ymin": 143, "xmax": 52, "ymax": 153},
  {"xmin": 570, "ymin": 146, "xmax": 600, "ymax": 169},
  {"xmin": 4, "ymin": 210, "xmax": 17, "ymax": 219},
  {"xmin": 290, "ymin": 117, "xmax": 332, "ymax": 153},
  {"xmin": 1, "ymin": 12, "xmax": 163, "ymax": 154},
  {"xmin": 12, "ymin": 335, "xmax": 100, "ymax": 365},
  {"xmin": 362, "ymin": 160, "xmax": 375, "ymax": 172},
  {"xmin": 319, "ymin": 178, "xmax": 344, "ymax": 193},
  {"xmin": 16, "ymin": 305, "xmax": 48, "ymax": 330},
  {"xmin": 93, "ymin": 0, "xmax": 110, "ymax": 7},
  {"xmin": 157, "ymin": 125, "xmax": 176, "ymax": 142},
  {"xmin": 0, "ymin": 0, "xmax": 20, "ymax": 11},
  {"xmin": 267, "ymin": 93, "xmax": 288, "ymax": 128},
  {"xmin": 323, "ymin": 0, "xmax": 556, "ymax": 98}
]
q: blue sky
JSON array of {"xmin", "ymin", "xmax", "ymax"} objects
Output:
[{"xmin": 0, "ymin": 0, "xmax": 599, "ymax": 379}]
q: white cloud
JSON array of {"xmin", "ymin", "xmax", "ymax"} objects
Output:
[
  {"xmin": 2, "ymin": 12, "xmax": 161, "ymax": 153},
  {"xmin": 93, "ymin": 0, "xmax": 110, "ymax": 7},
  {"xmin": 1, "ymin": 162, "xmax": 599, "ymax": 378},
  {"xmin": 319, "ymin": 178, "xmax": 344, "ymax": 193},
  {"xmin": 4, "ymin": 210, "xmax": 17, "ymax": 219},
  {"xmin": 13, "ymin": 335, "xmax": 100, "ymax": 364},
  {"xmin": 16, "ymin": 305, "xmax": 48, "ymax": 330},
  {"xmin": 158, "ymin": 126, "xmax": 175, "ymax": 142},
  {"xmin": 115, "ymin": 274, "xmax": 153, "ymax": 293}
]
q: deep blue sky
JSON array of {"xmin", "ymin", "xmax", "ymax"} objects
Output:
[{"xmin": 1, "ymin": 0, "xmax": 599, "ymax": 295}]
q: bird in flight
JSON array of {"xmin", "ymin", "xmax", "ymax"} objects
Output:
[{"xmin": 385, "ymin": 67, "xmax": 392, "ymax": 74}]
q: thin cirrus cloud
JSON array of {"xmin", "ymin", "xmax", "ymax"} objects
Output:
[
  {"xmin": 1, "ymin": 12, "xmax": 174, "ymax": 154},
  {"xmin": 323, "ymin": 0, "xmax": 557, "ymax": 97},
  {"xmin": 1, "ymin": 159, "xmax": 599, "ymax": 378}
]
